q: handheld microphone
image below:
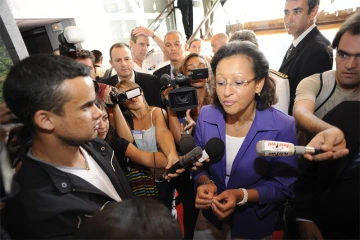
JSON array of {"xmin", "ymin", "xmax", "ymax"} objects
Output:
[
  {"xmin": 166, "ymin": 147, "xmax": 203, "ymax": 174},
  {"xmin": 197, "ymin": 137, "xmax": 225, "ymax": 163},
  {"xmin": 256, "ymin": 140, "xmax": 324, "ymax": 157},
  {"xmin": 179, "ymin": 134, "xmax": 196, "ymax": 155},
  {"xmin": 165, "ymin": 137, "xmax": 225, "ymax": 174}
]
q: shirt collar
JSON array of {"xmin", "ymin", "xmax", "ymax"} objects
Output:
[
  {"xmin": 117, "ymin": 71, "xmax": 135, "ymax": 83},
  {"xmin": 292, "ymin": 24, "xmax": 316, "ymax": 47}
]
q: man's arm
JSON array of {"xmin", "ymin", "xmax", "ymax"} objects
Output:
[{"xmin": 293, "ymin": 99, "xmax": 333, "ymax": 135}]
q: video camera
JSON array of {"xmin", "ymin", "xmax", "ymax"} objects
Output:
[
  {"xmin": 109, "ymin": 87, "xmax": 142, "ymax": 104},
  {"xmin": 58, "ymin": 26, "xmax": 86, "ymax": 59},
  {"xmin": 160, "ymin": 68, "xmax": 208, "ymax": 112}
]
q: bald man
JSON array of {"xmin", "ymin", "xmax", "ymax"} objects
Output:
[{"xmin": 210, "ymin": 33, "xmax": 228, "ymax": 54}]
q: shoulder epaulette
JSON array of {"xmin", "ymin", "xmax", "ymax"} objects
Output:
[
  {"xmin": 145, "ymin": 49, "xmax": 154, "ymax": 58},
  {"xmin": 270, "ymin": 69, "xmax": 288, "ymax": 79}
]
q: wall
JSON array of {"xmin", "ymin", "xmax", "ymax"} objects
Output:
[{"xmin": 7, "ymin": 0, "xmax": 115, "ymax": 66}]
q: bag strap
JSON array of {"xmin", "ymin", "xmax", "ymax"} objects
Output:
[{"xmin": 315, "ymin": 70, "xmax": 337, "ymax": 113}]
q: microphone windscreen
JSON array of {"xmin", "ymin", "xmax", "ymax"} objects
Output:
[
  {"xmin": 204, "ymin": 137, "xmax": 225, "ymax": 163},
  {"xmin": 179, "ymin": 134, "xmax": 196, "ymax": 155},
  {"xmin": 160, "ymin": 74, "xmax": 171, "ymax": 87}
]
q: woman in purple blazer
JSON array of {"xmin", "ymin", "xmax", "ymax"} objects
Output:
[{"xmin": 193, "ymin": 41, "xmax": 298, "ymax": 239}]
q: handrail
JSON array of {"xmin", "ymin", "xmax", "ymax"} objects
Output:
[
  {"xmin": 187, "ymin": 0, "xmax": 222, "ymax": 43},
  {"xmin": 147, "ymin": 0, "xmax": 176, "ymax": 30}
]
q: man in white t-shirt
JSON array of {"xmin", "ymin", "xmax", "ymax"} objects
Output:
[{"xmin": 290, "ymin": 12, "xmax": 360, "ymax": 240}]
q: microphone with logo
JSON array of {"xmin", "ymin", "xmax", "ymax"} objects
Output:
[
  {"xmin": 165, "ymin": 137, "xmax": 225, "ymax": 175},
  {"xmin": 256, "ymin": 140, "xmax": 324, "ymax": 157}
]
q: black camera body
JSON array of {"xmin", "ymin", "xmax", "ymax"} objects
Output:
[
  {"xmin": 160, "ymin": 68, "xmax": 208, "ymax": 112},
  {"xmin": 109, "ymin": 92, "xmax": 128, "ymax": 104},
  {"xmin": 109, "ymin": 87, "xmax": 142, "ymax": 104}
]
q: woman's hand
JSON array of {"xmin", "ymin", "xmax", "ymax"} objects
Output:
[
  {"xmin": 211, "ymin": 189, "xmax": 241, "ymax": 220},
  {"xmin": 181, "ymin": 110, "xmax": 196, "ymax": 135},
  {"xmin": 103, "ymin": 85, "xmax": 115, "ymax": 105},
  {"xmin": 195, "ymin": 182, "xmax": 217, "ymax": 210},
  {"xmin": 162, "ymin": 87, "xmax": 172, "ymax": 101}
]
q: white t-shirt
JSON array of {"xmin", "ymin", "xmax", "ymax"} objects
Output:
[{"xmin": 133, "ymin": 50, "xmax": 169, "ymax": 74}]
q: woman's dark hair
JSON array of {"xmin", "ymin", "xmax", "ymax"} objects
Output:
[
  {"xmin": 94, "ymin": 98, "xmax": 114, "ymax": 143},
  {"xmin": 77, "ymin": 198, "xmax": 183, "ymax": 239},
  {"xmin": 210, "ymin": 41, "xmax": 276, "ymax": 110},
  {"xmin": 178, "ymin": 53, "xmax": 213, "ymax": 121}
]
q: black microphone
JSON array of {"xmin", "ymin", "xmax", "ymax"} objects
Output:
[
  {"xmin": 179, "ymin": 134, "xmax": 196, "ymax": 155},
  {"xmin": 256, "ymin": 140, "xmax": 324, "ymax": 156},
  {"xmin": 166, "ymin": 146, "xmax": 203, "ymax": 174},
  {"xmin": 160, "ymin": 74, "xmax": 171, "ymax": 87},
  {"xmin": 197, "ymin": 137, "xmax": 225, "ymax": 163},
  {"xmin": 165, "ymin": 137, "xmax": 225, "ymax": 175}
]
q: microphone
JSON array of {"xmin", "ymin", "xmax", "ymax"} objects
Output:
[
  {"xmin": 256, "ymin": 140, "xmax": 324, "ymax": 157},
  {"xmin": 179, "ymin": 134, "xmax": 196, "ymax": 155},
  {"xmin": 166, "ymin": 137, "xmax": 225, "ymax": 174},
  {"xmin": 160, "ymin": 74, "xmax": 171, "ymax": 87},
  {"xmin": 197, "ymin": 137, "xmax": 225, "ymax": 163},
  {"xmin": 166, "ymin": 146, "xmax": 203, "ymax": 174}
]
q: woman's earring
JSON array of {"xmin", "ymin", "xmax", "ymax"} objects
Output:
[{"xmin": 257, "ymin": 92, "xmax": 261, "ymax": 97}]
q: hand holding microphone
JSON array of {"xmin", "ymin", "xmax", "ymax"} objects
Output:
[
  {"xmin": 256, "ymin": 140, "xmax": 324, "ymax": 157},
  {"xmin": 165, "ymin": 137, "xmax": 225, "ymax": 175}
]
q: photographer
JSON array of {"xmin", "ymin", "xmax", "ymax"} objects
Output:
[
  {"xmin": 115, "ymin": 81, "xmax": 179, "ymax": 174},
  {"xmin": 162, "ymin": 53, "xmax": 213, "ymax": 240},
  {"xmin": 164, "ymin": 53, "xmax": 213, "ymax": 144}
]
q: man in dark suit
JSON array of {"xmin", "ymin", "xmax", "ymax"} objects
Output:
[
  {"xmin": 153, "ymin": 30, "xmax": 187, "ymax": 80},
  {"xmin": 279, "ymin": 0, "xmax": 333, "ymax": 115},
  {"xmin": 99, "ymin": 43, "xmax": 162, "ymax": 107}
]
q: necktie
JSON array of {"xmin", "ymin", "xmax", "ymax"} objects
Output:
[{"xmin": 286, "ymin": 44, "xmax": 294, "ymax": 59}]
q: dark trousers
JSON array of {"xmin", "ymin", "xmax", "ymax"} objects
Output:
[
  {"xmin": 179, "ymin": 5, "xmax": 193, "ymax": 40},
  {"xmin": 158, "ymin": 172, "xmax": 198, "ymax": 239}
]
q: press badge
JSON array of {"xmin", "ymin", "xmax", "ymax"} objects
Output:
[{"xmin": 132, "ymin": 130, "xmax": 144, "ymax": 140}]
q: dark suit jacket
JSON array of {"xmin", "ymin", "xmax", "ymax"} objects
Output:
[
  {"xmin": 99, "ymin": 71, "xmax": 162, "ymax": 107},
  {"xmin": 279, "ymin": 27, "xmax": 333, "ymax": 114},
  {"xmin": 294, "ymin": 101, "xmax": 360, "ymax": 239},
  {"xmin": 153, "ymin": 64, "xmax": 171, "ymax": 80}
]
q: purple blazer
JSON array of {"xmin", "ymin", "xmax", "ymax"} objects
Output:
[{"xmin": 194, "ymin": 105, "xmax": 298, "ymax": 239}]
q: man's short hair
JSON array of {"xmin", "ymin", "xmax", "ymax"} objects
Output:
[
  {"xmin": 332, "ymin": 12, "xmax": 360, "ymax": 50},
  {"xmin": 285, "ymin": 0, "xmax": 319, "ymax": 14},
  {"xmin": 130, "ymin": 29, "xmax": 140, "ymax": 43},
  {"xmin": 91, "ymin": 50, "xmax": 103, "ymax": 63},
  {"xmin": 76, "ymin": 49, "xmax": 95, "ymax": 65},
  {"xmin": 109, "ymin": 43, "xmax": 131, "ymax": 60},
  {"xmin": 3, "ymin": 54, "xmax": 90, "ymax": 132},
  {"xmin": 229, "ymin": 30, "xmax": 259, "ymax": 47},
  {"xmin": 164, "ymin": 30, "xmax": 186, "ymax": 43},
  {"xmin": 77, "ymin": 198, "xmax": 183, "ymax": 239}
]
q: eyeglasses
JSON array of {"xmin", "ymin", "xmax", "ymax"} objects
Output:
[{"xmin": 215, "ymin": 78, "xmax": 256, "ymax": 89}]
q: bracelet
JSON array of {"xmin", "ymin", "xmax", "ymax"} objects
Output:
[
  {"xmin": 202, "ymin": 179, "xmax": 215, "ymax": 185},
  {"xmin": 152, "ymin": 33, "xmax": 156, "ymax": 39},
  {"xmin": 236, "ymin": 188, "xmax": 248, "ymax": 206}
]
